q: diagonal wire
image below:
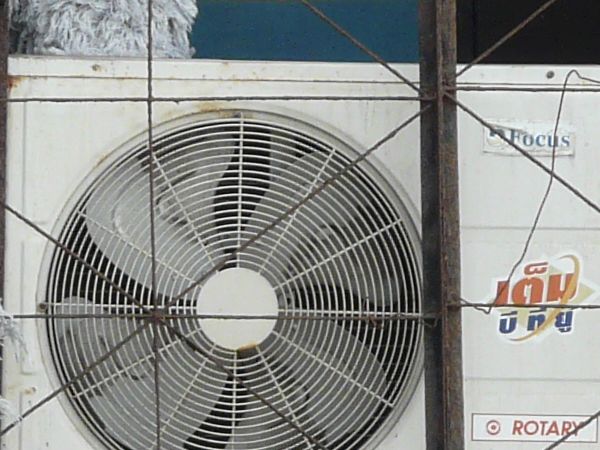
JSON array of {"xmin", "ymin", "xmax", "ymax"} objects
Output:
[
  {"xmin": 161, "ymin": 320, "xmax": 328, "ymax": 449},
  {"xmin": 255, "ymin": 345, "xmax": 313, "ymax": 448},
  {"xmin": 151, "ymin": 154, "xmax": 215, "ymax": 265},
  {"xmin": 71, "ymin": 327, "xmax": 203, "ymax": 400},
  {"xmin": 80, "ymin": 209, "xmax": 196, "ymax": 284},
  {"xmin": 164, "ymin": 105, "xmax": 430, "ymax": 310},
  {"xmin": 458, "ymin": 69, "xmax": 576, "ymax": 314},
  {"xmin": 0, "ymin": 322, "xmax": 149, "ymax": 436},
  {"xmin": 157, "ymin": 343, "xmax": 215, "ymax": 437},
  {"xmin": 457, "ymin": 0, "xmax": 563, "ymax": 77},
  {"xmin": 273, "ymin": 219, "xmax": 402, "ymax": 291},
  {"xmin": 258, "ymin": 147, "xmax": 335, "ymax": 274},
  {"xmin": 545, "ymin": 409, "xmax": 600, "ymax": 449},
  {"xmin": 298, "ymin": 0, "xmax": 422, "ymax": 94},
  {"xmin": 448, "ymin": 96, "xmax": 600, "ymax": 215},
  {"xmin": 3, "ymin": 202, "xmax": 148, "ymax": 312}
]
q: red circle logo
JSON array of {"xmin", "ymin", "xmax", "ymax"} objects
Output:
[{"xmin": 486, "ymin": 419, "xmax": 501, "ymax": 436}]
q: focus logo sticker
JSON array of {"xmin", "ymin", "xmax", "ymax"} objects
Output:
[
  {"xmin": 483, "ymin": 120, "xmax": 575, "ymax": 156},
  {"xmin": 489, "ymin": 253, "xmax": 599, "ymax": 342}
]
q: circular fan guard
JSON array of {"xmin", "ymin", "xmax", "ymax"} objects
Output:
[{"xmin": 42, "ymin": 110, "xmax": 422, "ymax": 450}]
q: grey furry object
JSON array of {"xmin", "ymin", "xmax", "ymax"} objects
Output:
[
  {"xmin": 0, "ymin": 303, "xmax": 27, "ymax": 361},
  {"xmin": 0, "ymin": 304, "xmax": 23, "ymax": 424},
  {"xmin": 9, "ymin": 0, "xmax": 197, "ymax": 58}
]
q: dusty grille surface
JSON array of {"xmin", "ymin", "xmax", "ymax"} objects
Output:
[{"xmin": 42, "ymin": 110, "xmax": 422, "ymax": 450}]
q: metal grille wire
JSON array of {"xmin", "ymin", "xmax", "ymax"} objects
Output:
[{"xmin": 42, "ymin": 110, "xmax": 422, "ymax": 450}]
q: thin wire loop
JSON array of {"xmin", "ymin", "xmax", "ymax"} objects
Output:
[{"xmin": 459, "ymin": 69, "xmax": 577, "ymax": 314}]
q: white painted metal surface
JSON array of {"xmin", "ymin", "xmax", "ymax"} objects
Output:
[
  {"xmin": 197, "ymin": 268, "xmax": 278, "ymax": 350},
  {"xmin": 3, "ymin": 55, "xmax": 600, "ymax": 449}
]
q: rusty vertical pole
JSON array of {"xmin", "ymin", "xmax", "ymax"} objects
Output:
[
  {"xmin": 0, "ymin": 0, "xmax": 8, "ymax": 443},
  {"xmin": 419, "ymin": 0, "xmax": 464, "ymax": 448}
]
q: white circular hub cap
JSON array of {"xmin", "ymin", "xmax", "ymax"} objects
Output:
[{"xmin": 197, "ymin": 267, "xmax": 278, "ymax": 350}]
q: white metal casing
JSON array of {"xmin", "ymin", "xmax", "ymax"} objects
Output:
[{"xmin": 3, "ymin": 56, "xmax": 600, "ymax": 449}]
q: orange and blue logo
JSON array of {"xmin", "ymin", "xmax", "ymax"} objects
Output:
[{"xmin": 491, "ymin": 254, "xmax": 599, "ymax": 342}]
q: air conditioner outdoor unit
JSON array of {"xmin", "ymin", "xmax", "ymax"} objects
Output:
[{"xmin": 2, "ymin": 56, "xmax": 600, "ymax": 450}]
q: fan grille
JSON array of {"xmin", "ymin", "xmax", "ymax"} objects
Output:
[{"xmin": 42, "ymin": 110, "xmax": 422, "ymax": 450}]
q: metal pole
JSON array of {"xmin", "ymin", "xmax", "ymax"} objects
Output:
[
  {"xmin": 419, "ymin": 0, "xmax": 465, "ymax": 448},
  {"xmin": 0, "ymin": 0, "xmax": 8, "ymax": 444}
]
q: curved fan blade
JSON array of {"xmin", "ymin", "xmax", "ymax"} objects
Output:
[
  {"xmin": 244, "ymin": 151, "xmax": 396, "ymax": 306},
  {"xmin": 85, "ymin": 147, "xmax": 235, "ymax": 298},
  {"xmin": 263, "ymin": 321, "xmax": 389, "ymax": 447},
  {"xmin": 245, "ymin": 151, "xmax": 356, "ymax": 228},
  {"xmin": 55, "ymin": 297, "xmax": 229, "ymax": 449},
  {"xmin": 222, "ymin": 355, "xmax": 311, "ymax": 450},
  {"xmin": 204, "ymin": 322, "xmax": 387, "ymax": 449},
  {"xmin": 242, "ymin": 152, "xmax": 357, "ymax": 268},
  {"xmin": 55, "ymin": 297, "xmax": 151, "ymax": 384},
  {"xmin": 291, "ymin": 225, "xmax": 397, "ymax": 309},
  {"xmin": 54, "ymin": 215, "xmax": 155, "ymax": 309},
  {"xmin": 184, "ymin": 374, "xmax": 239, "ymax": 450},
  {"xmin": 43, "ymin": 113, "xmax": 422, "ymax": 450},
  {"xmin": 87, "ymin": 352, "xmax": 228, "ymax": 450},
  {"xmin": 187, "ymin": 347, "xmax": 311, "ymax": 450}
]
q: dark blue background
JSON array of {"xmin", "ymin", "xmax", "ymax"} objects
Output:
[{"xmin": 191, "ymin": 0, "xmax": 419, "ymax": 62}]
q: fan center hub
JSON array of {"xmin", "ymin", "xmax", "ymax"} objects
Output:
[{"xmin": 197, "ymin": 267, "xmax": 278, "ymax": 351}]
